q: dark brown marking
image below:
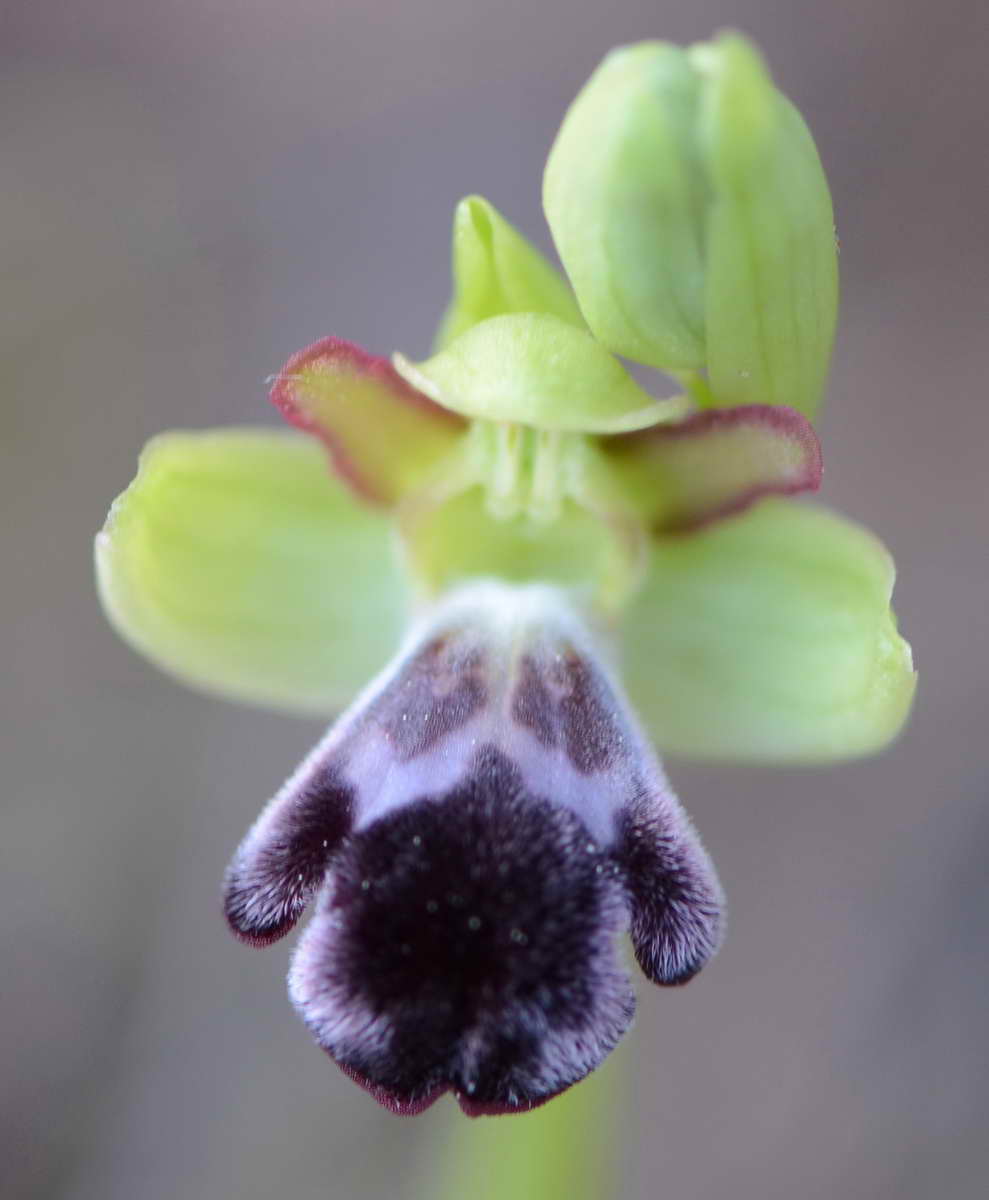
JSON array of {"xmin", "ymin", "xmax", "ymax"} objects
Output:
[
  {"xmin": 511, "ymin": 654, "xmax": 559, "ymax": 748},
  {"xmin": 555, "ymin": 650, "xmax": 623, "ymax": 775},
  {"xmin": 512, "ymin": 645, "xmax": 625, "ymax": 774},
  {"xmin": 371, "ymin": 635, "xmax": 487, "ymax": 760}
]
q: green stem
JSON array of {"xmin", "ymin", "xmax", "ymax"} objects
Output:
[{"xmin": 430, "ymin": 1033, "xmax": 632, "ymax": 1200}]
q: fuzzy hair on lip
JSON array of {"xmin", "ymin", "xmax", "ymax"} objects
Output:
[{"xmin": 223, "ymin": 581, "xmax": 724, "ymax": 1113}]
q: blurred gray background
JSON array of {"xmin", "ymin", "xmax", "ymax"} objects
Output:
[{"xmin": 2, "ymin": 2, "xmax": 987, "ymax": 1198}]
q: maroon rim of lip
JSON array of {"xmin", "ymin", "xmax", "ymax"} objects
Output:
[{"xmin": 336, "ymin": 1058, "xmax": 579, "ymax": 1118}]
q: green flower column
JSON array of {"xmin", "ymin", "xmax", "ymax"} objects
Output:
[{"xmin": 96, "ymin": 29, "xmax": 914, "ymax": 1200}]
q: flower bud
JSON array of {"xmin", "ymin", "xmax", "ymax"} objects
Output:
[{"xmin": 543, "ymin": 33, "xmax": 838, "ymax": 417}]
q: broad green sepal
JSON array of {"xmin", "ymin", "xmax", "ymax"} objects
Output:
[
  {"xmin": 95, "ymin": 428, "xmax": 407, "ymax": 713},
  {"xmin": 543, "ymin": 34, "xmax": 838, "ymax": 417},
  {"xmin": 696, "ymin": 35, "xmax": 838, "ymax": 415},
  {"xmin": 622, "ymin": 498, "xmax": 915, "ymax": 762},
  {"xmin": 434, "ymin": 195, "xmax": 585, "ymax": 350},
  {"xmin": 396, "ymin": 313, "xmax": 688, "ymax": 433}
]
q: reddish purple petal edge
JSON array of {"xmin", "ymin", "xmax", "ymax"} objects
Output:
[
  {"xmin": 269, "ymin": 335, "xmax": 464, "ymax": 505},
  {"xmin": 610, "ymin": 404, "xmax": 823, "ymax": 535}
]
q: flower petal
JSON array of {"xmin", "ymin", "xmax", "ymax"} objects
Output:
[
  {"xmin": 600, "ymin": 404, "xmax": 822, "ymax": 533},
  {"xmin": 271, "ymin": 336, "xmax": 466, "ymax": 505},
  {"xmin": 434, "ymin": 194, "xmax": 585, "ymax": 349},
  {"xmin": 95, "ymin": 428, "xmax": 407, "ymax": 713},
  {"xmin": 395, "ymin": 314, "xmax": 688, "ymax": 433},
  {"xmin": 622, "ymin": 498, "xmax": 916, "ymax": 762}
]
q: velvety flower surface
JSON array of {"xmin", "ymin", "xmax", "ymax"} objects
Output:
[
  {"xmin": 96, "ymin": 31, "xmax": 915, "ymax": 1116},
  {"xmin": 224, "ymin": 584, "xmax": 722, "ymax": 1113}
]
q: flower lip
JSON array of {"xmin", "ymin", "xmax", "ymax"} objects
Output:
[{"xmin": 223, "ymin": 581, "xmax": 724, "ymax": 1115}]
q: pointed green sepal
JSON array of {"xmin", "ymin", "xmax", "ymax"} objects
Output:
[
  {"xmin": 95, "ymin": 428, "xmax": 408, "ymax": 713},
  {"xmin": 396, "ymin": 313, "xmax": 688, "ymax": 433},
  {"xmin": 621, "ymin": 498, "xmax": 915, "ymax": 762},
  {"xmin": 434, "ymin": 195, "xmax": 585, "ymax": 350}
]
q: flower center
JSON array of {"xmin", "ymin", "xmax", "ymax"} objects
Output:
[{"xmin": 474, "ymin": 421, "xmax": 575, "ymax": 524}]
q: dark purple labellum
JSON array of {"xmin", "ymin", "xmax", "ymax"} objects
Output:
[
  {"xmin": 290, "ymin": 744, "xmax": 634, "ymax": 1114},
  {"xmin": 223, "ymin": 582, "xmax": 724, "ymax": 1115}
]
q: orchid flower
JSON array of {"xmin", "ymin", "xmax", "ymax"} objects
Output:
[{"xmin": 95, "ymin": 34, "xmax": 915, "ymax": 1118}]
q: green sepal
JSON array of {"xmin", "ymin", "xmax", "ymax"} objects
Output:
[
  {"xmin": 396, "ymin": 313, "xmax": 688, "ymax": 433},
  {"xmin": 543, "ymin": 34, "xmax": 838, "ymax": 417},
  {"xmin": 434, "ymin": 195, "xmax": 585, "ymax": 350},
  {"xmin": 622, "ymin": 498, "xmax": 915, "ymax": 762},
  {"xmin": 544, "ymin": 41, "xmax": 708, "ymax": 369},
  {"xmin": 696, "ymin": 35, "xmax": 838, "ymax": 416},
  {"xmin": 95, "ymin": 428, "xmax": 407, "ymax": 713}
]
